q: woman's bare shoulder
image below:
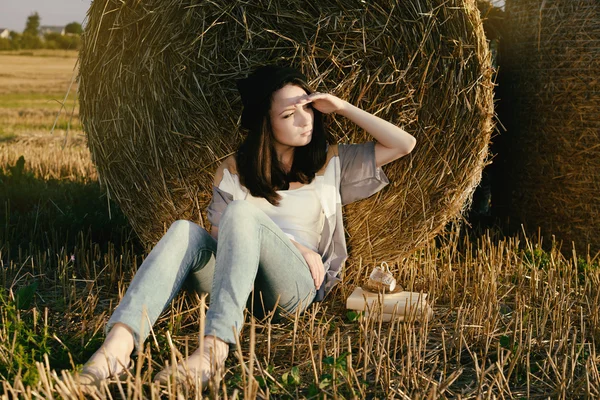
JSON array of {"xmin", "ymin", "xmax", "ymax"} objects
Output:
[{"xmin": 214, "ymin": 155, "xmax": 238, "ymax": 186}]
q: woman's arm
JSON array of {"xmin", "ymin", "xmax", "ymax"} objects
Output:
[
  {"xmin": 337, "ymin": 102, "xmax": 416, "ymax": 167},
  {"xmin": 301, "ymin": 93, "xmax": 416, "ymax": 167}
]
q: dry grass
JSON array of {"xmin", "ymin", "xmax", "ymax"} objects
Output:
[
  {"xmin": 0, "ymin": 52, "xmax": 78, "ymax": 95},
  {"xmin": 0, "ymin": 135, "xmax": 96, "ymax": 182},
  {"xmin": 1, "ymin": 222, "xmax": 599, "ymax": 398},
  {"xmin": 0, "ymin": 52, "xmax": 91, "ymax": 182}
]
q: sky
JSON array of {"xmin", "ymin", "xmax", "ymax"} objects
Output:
[
  {"xmin": 0, "ymin": 0, "xmax": 505, "ymax": 33},
  {"xmin": 0, "ymin": 0, "xmax": 92, "ymax": 32}
]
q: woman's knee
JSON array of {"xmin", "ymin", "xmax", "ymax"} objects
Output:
[
  {"xmin": 220, "ymin": 200, "xmax": 261, "ymax": 226},
  {"xmin": 167, "ymin": 219, "xmax": 212, "ymax": 243},
  {"xmin": 169, "ymin": 219, "xmax": 201, "ymax": 232}
]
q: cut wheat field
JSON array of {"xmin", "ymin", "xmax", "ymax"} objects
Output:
[{"xmin": 0, "ymin": 51, "xmax": 599, "ymax": 399}]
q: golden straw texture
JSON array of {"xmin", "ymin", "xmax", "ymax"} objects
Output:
[
  {"xmin": 503, "ymin": 0, "xmax": 599, "ymax": 254},
  {"xmin": 79, "ymin": 0, "xmax": 494, "ymax": 265}
]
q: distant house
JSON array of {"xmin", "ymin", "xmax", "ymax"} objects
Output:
[
  {"xmin": 0, "ymin": 28, "xmax": 10, "ymax": 39},
  {"xmin": 39, "ymin": 26, "xmax": 66, "ymax": 36}
]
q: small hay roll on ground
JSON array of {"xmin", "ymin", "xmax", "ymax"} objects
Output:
[
  {"xmin": 503, "ymin": 0, "xmax": 600, "ymax": 254},
  {"xmin": 79, "ymin": 0, "xmax": 494, "ymax": 267}
]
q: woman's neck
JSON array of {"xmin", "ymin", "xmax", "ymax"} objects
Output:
[{"xmin": 275, "ymin": 146, "xmax": 295, "ymax": 173}]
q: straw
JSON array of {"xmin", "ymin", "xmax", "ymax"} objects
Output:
[{"xmin": 500, "ymin": 0, "xmax": 600, "ymax": 255}]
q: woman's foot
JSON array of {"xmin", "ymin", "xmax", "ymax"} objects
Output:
[
  {"xmin": 77, "ymin": 323, "xmax": 135, "ymax": 389},
  {"xmin": 154, "ymin": 335, "xmax": 228, "ymax": 389}
]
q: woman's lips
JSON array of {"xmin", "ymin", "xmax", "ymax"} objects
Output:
[{"xmin": 301, "ymin": 129, "xmax": 312, "ymax": 136}]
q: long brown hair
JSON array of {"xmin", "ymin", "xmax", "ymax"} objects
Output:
[{"xmin": 236, "ymin": 78, "xmax": 332, "ymax": 205}]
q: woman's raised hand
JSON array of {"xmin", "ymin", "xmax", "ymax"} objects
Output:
[{"xmin": 298, "ymin": 92, "xmax": 347, "ymax": 115}]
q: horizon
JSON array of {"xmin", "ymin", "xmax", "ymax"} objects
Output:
[{"xmin": 0, "ymin": 0, "xmax": 91, "ymax": 32}]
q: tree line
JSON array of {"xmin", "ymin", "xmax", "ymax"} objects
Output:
[{"xmin": 0, "ymin": 12, "xmax": 82, "ymax": 51}]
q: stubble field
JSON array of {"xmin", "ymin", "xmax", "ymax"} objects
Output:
[{"xmin": 0, "ymin": 50, "xmax": 599, "ymax": 399}]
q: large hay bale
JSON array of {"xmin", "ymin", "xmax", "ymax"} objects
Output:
[
  {"xmin": 79, "ymin": 0, "xmax": 494, "ymax": 264},
  {"xmin": 501, "ymin": 0, "xmax": 600, "ymax": 254}
]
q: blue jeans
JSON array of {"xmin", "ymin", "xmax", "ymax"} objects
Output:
[{"xmin": 106, "ymin": 200, "xmax": 317, "ymax": 349}]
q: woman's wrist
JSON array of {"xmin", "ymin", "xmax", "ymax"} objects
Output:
[
  {"xmin": 291, "ymin": 240, "xmax": 317, "ymax": 258},
  {"xmin": 291, "ymin": 239, "xmax": 307, "ymax": 252},
  {"xmin": 336, "ymin": 101, "xmax": 365, "ymax": 121},
  {"xmin": 333, "ymin": 99, "xmax": 351, "ymax": 116},
  {"xmin": 340, "ymin": 100, "xmax": 352, "ymax": 114}
]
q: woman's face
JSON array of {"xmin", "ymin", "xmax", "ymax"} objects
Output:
[{"xmin": 269, "ymin": 84, "xmax": 314, "ymax": 149}]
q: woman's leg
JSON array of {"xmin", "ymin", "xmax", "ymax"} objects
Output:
[
  {"xmin": 106, "ymin": 219, "xmax": 216, "ymax": 348},
  {"xmin": 82, "ymin": 220, "xmax": 216, "ymax": 380},
  {"xmin": 205, "ymin": 200, "xmax": 317, "ymax": 343},
  {"xmin": 157, "ymin": 201, "xmax": 317, "ymax": 386}
]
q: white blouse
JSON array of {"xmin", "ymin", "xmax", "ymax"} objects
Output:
[
  {"xmin": 219, "ymin": 169, "xmax": 325, "ymax": 252},
  {"xmin": 207, "ymin": 142, "xmax": 390, "ymax": 301}
]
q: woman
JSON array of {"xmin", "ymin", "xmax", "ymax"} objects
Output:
[{"xmin": 76, "ymin": 65, "xmax": 416, "ymax": 390}]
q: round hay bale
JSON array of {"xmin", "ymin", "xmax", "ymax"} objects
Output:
[
  {"xmin": 79, "ymin": 0, "xmax": 494, "ymax": 264},
  {"xmin": 502, "ymin": 0, "xmax": 600, "ymax": 254}
]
